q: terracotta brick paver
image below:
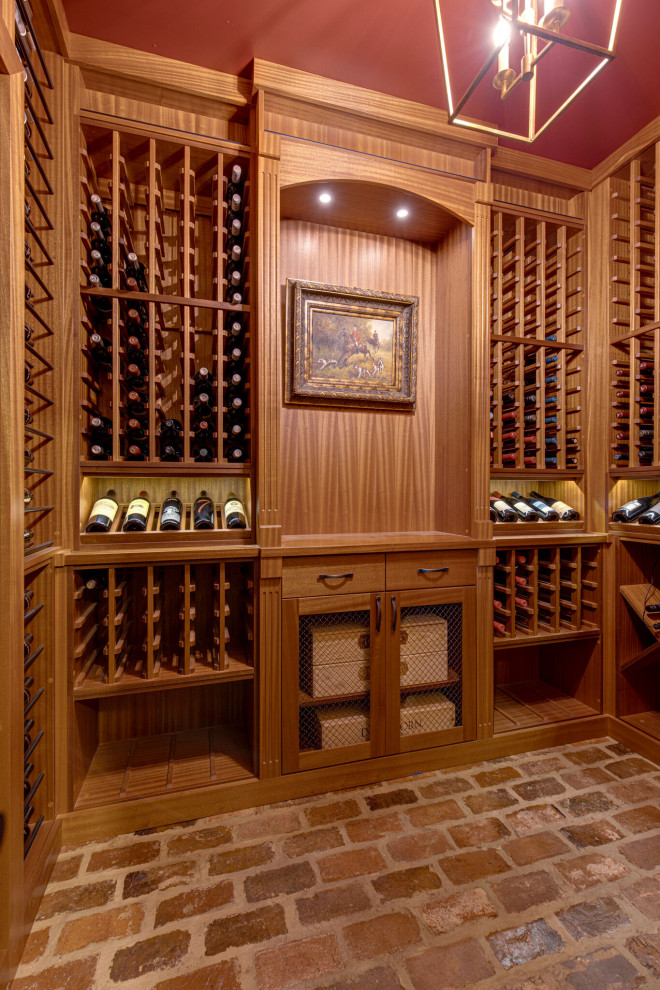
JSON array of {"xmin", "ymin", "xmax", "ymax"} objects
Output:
[{"xmin": 13, "ymin": 736, "xmax": 660, "ymax": 989}]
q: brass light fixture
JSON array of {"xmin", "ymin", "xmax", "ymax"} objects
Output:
[{"xmin": 434, "ymin": 0, "xmax": 623, "ymax": 143}]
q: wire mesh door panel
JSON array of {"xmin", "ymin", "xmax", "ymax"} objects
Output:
[
  {"xmin": 298, "ymin": 609, "xmax": 372, "ymax": 756},
  {"xmin": 396, "ymin": 601, "xmax": 464, "ymax": 749}
]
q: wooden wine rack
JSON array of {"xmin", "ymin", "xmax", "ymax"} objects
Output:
[
  {"xmin": 72, "ymin": 561, "xmax": 255, "ymax": 696},
  {"xmin": 493, "ymin": 543, "xmax": 600, "ymax": 644},
  {"xmin": 79, "ymin": 124, "xmax": 252, "ymax": 468},
  {"xmin": 490, "ymin": 209, "xmax": 584, "ymax": 473}
]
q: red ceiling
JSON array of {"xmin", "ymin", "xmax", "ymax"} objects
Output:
[{"xmin": 62, "ymin": 0, "xmax": 659, "ymax": 170}]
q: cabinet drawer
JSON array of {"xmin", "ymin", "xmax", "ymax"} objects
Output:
[
  {"xmin": 282, "ymin": 554, "xmax": 385, "ymax": 598},
  {"xmin": 386, "ymin": 551, "xmax": 476, "ymax": 589}
]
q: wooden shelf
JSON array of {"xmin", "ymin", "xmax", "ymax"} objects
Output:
[
  {"xmin": 619, "ymin": 583, "xmax": 660, "ymax": 642},
  {"xmin": 297, "ymin": 670, "xmax": 461, "ymax": 708},
  {"xmin": 75, "ymin": 724, "xmax": 254, "ymax": 809},
  {"xmin": 611, "ymin": 523, "xmax": 660, "ymax": 540},
  {"xmin": 81, "ymin": 461, "xmax": 251, "ymax": 475},
  {"xmin": 493, "ymin": 521, "xmax": 583, "ymax": 536},
  {"xmin": 619, "ymin": 710, "xmax": 660, "ymax": 740},
  {"xmin": 494, "ymin": 626, "xmax": 600, "ymax": 650},
  {"xmin": 74, "ymin": 654, "xmax": 254, "ymax": 699},
  {"xmin": 494, "ymin": 680, "xmax": 599, "ymax": 734}
]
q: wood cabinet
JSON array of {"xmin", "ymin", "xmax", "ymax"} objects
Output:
[{"xmin": 281, "ymin": 554, "xmax": 476, "ymax": 773}]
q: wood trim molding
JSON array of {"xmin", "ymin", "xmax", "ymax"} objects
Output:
[
  {"xmin": 491, "ymin": 147, "xmax": 592, "ymax": 191},
  {"xmin": 591, "ymin": 111, "xmax": 660, "ymax": 187},
  {"xmin": 67, "ymin": 33, "xmax": 252, "ymax": 107},
  {"xmin": 252, "ymin": 58, "xmax": 496, "ymax": 152}
]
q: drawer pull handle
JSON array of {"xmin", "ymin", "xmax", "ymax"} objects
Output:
[
  {"xmin": 318, "ymin": 572, "xmax": 354, "ymax": 581},
  {"xmin": 391, "ymin": 595, "xmax": 397, "ymax": 633},
  {"xmin": 376, "ymin": 595, "xmax": 381, "ymax": 633},
  {"xmin": 418, "ymin": 567, "xmax": 450, "ymax": 575}
]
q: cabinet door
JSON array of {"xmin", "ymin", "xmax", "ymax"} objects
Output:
[
  {"xmin": 385, "ymin": 587, "xmax": 476, "ymax": 754},
  {"xmin": 282, "ymin": 593, "xmax": 386, "ymax": 773}
]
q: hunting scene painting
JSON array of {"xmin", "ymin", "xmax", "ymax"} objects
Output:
[{"xmin": 286, "ymin": 280, "xmax": 418, "ymax": 408}]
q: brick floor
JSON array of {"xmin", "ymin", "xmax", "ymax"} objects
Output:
[{"xmin": 12, "ymin": 736, "xmax": 660, "ymax": 989}]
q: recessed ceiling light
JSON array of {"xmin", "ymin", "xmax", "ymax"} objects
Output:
[
  {"xmin": 396, "ymin": 208, "xmax": 409, "ymax": 218},
  {"xmin": 319, "ymin": 192, "xmax": 332, "ymax": 204}
]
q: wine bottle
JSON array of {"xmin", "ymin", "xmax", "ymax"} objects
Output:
[
  {"xmin": 24, "ymin": 323, "xmax": 33, "ymax": 343},
  {"xmin": 126, "ymin": 441, "xmax": 148, "ymax": 460},
  {"xmin": 160, "ymin": 417, "xmax": 182, "ymax": 439},
  {"xmin": 637, "ymin": 500, "xmax": 660, "ymax": 524},
  {"xmin": 83, "ymin": 571, "xmax": 108, "ymax": 592},
  {"xmin": 125, "ymin": 364, "xmax": 147, "ymax": 391},
  {"xmin": 90, "ymin": 414, "xmax": 112, "ymax": 436},
  {"xmin": 88, "ymin": 333, "xmax": 112, "ymax": 366},
  {"xmin": 24, "ymin": 488, "xmax": 33, "ymax": 505},
  {"xmin": 24, "ymin": 589, "xmax": 34, "ymax": 612},
  {"xmin": 193, "ymin": 491, "xmax": 215, "ymax": 530},
  {"xmin": 90, "ymin": 193, "xmax": 111, "ymax": 236},
  {"xmin": 226, "ymin": 163, "xmax": 243, "ymax": 200},
  {"xmin": 125, "ymin": 417, "xmax": 146, "ymax": 440},
  {"xmin": 611, "ymin": 491, "xmax": 660, "ymax": 523},
  {"xmin": 530, "ymin": 492, "xmax": 579, "ymax": 520},
  {"xmin": 90, "ymin": 441, "xmax": 112, "ymax": 459},
  {"xmin": 224, "ymin": 442, "xmax": 246, "ymax": 462},
  {"xmin": 87, "ymin": 273, "xmax": 112, "ymax": 314},
  {"xmin": 193, "ymin": 443, "xmax": 213, "ymax": 462},
  {"xmin": 122, "ymin": 491, "xmax": 150, "ymax": 531},
  {"xmin": 193, "ymin": 367, "xmax": 213, "ymax": 395},
  {"xmin": 226, "ymin": 317, "xmax": 243, "ymax": 340},
  {"xmin": 160, "ymin": 491, "xmax": 183, "ymax": 531},
  {"xmin": 125, "ymin": 253, "xmax": 148, "ymax": 292},
  {"xmin": 498, "ymin": 492, "xmax": 539, "ymax": 521},
  {"xmin": 24, "ymin": 446, "xmax": 33, "ymax": 467},
  {"xmin": 193, "ymin": 391, "xmax": 213, "ymax": 417},
  {"xmin": 85, "ymin": 489, "xmax": 119, "ymax": 532},
  {"xmin": 90, "ymin": 221, "xmax": 112, "ymax": 263},
  {"xmin": 160, "ymin": 442, "xmax": 182, "ymax": 462},
  {"xmin": 223, "ymin": 492, "xmax": 247, "ymax": 529},
  {"xmin": 510, "ymin": 490, "xmax": 559, "ymax": 521}
]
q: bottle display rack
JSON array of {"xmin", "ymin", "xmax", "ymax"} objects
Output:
[
  {"xmin": 609, "ymin": 145, "xmax": 658, "ymax": 337},
  {"xmin": 17, "ymin": 0, "xmax": 56, "ymax": 865},
  {"xmin": 493, "ymin": 543, "xmax": 600, "ymax": 643},
  {"xmin": 489, "ymin": 209, "xmax": 584, "ymax": 472},
  {"xmin": 23, "ymin": 564, "xmax": 52, "ymax": 858},
  {"xmin": 22, "ymin": 2, "xmax": 56, "ymax": 557},
  {"xmin": 609, "ymin": 479, "xmax": 660, "ymax": 537},
  {"xmin": 79, "ymin": 477, "xmax": 252, "ymax": 545},
  {"xmin": 72, "ymin": 561, "xmax": 254, "ymax": 696},
  {"xmin": 79, "ymin": 124, "xmax": 251, "ymax": 467},
  {"xmin": 609, "ymin": 328, "xmax": 659, "ymax": 470},
  {"xmin": 489, "ymin": 480, "xmax": 584, "ymax": 534}
]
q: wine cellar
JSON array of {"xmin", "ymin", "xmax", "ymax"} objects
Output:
[{"xmin": 2, "ymin": 0, "xmax": 660, "ymax": 984}]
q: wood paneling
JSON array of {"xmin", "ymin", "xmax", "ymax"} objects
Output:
[{"xmin": 280, "ymin": 220, "xmax": 447, "ymax": 538}]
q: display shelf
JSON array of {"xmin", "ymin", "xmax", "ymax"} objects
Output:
[
  {"xmin": 494, "ymin": 680, "xmax": 599, "ymax": 733},
  {"xmin": 619, "ymin": 583, "xmax": 660, "ymax": 645},
  {"xmin": 74, "ymin": 654, "xmax": 254, "ymax": 699},
  {"xmin": 79, "ymin": 476, "xmax": 251, "ymax": 545},
  {"xmin": 75, "ymin": 724, "xmax": 254, "ymax": 809}
]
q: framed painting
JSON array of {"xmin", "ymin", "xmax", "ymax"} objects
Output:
[{"xmin": 286, "ymin": 279, "xmax": 418, "ymax": 408}]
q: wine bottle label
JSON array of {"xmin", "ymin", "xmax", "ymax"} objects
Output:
[
  {"xmin": 225, "ymin": 498, "xmax": 246, "ymax": 521},
  {"xmin": 91, "ymin": 497, "xmax": 118, "ymax": 522},
  {"xmin": 160, "ymin": 505, "xmax": 181, "ymax": 526},
  {"xmin": 126, "ymin": 498, "xmax": 149, "ymax": 518},
  {"xmin": 512, "ymin": 501, "xmax": 529, "ymax": 514},
  {"xmin": 491, "ymin": 499, "xmax": 510, "ymax": 513},
  {"xmin": 621, "ymin": 500, "xmax": 641, "ymax": 511}
]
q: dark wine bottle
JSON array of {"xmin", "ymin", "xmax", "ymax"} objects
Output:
[
  {"xmin": 90, "ymin": 193, "xmax": 111, "ymax": 237},
  {"xmin": 125, "ymin": 252, "xmax": 148, "ymax": 292},
  {"xmin": 160, "ymin": 442, "xmax": 182, "ymax": 462},
  {"xmin": 224, "ymin": 492, "xmax": 247, "ymax": 529},
  {"xmin": 510, "ymin": 490, "xmax": 559, "ymax": 521},
  {"xmin": 193, "ymin": 391, "xmax": 213, "ymax": 417},
  {"xmin": 87, "ymin": 273, "xmax": 112, "ymax": 314},
  {"xmin": 193, "ymin": 443, "xmax": 213, "ymax": 462},
  {"xmin": 497, "ymin": 492, "xmax": 539, "ymax": 522},
  {"xmin": 83, "ymin": 571, "xmax": 108, "ymax": 592},
  {"xmin": 637, "ymin": 500, "xmax": 660, "ymax": 524},
  {"xmin": 193, "ymin": 491, "xmax": 215, "ymax": 530},
  {"xmin": 85, "ymin": 489, "xmax": 119, "ymax": 532},
  {"xmin": 611, "ymin": 491, "xmax": 660, "ymax": 523},
  {"xmin": 193, "ymin": 366, "xmax": 213, "ymax": 395},
  {"xmin": 160, "ymin": 491, "xmax": 183, "ymax": 531},
  {"xmin": 90, "ymin": 441, "xmax": 112, "ymax": 459},
  {"xmin": 224, "ymin": 442, "xmax": 246, "ymax": 462},
  {"xmin": 122, "ymin": 491, "xmax": 150, "ymax": 531},
  {"xmin": 88, "ymin": 332, "xmax": 112, "ymax": 366},
  {"xmin": 529, "ymin": 491, "xmax": 580, "ymax": 520},
  {"xmin": 24, "ymin": 589, "xmax": 34, "ymax": 612}
]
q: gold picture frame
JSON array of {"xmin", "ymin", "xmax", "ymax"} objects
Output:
[{"xmin": 286, "ymin": 279, "xmax": 418, "ymax": 408}]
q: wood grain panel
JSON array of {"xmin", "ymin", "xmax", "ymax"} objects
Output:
[
  {"xmin": 0, "ymin": 64, "xmax": 26, "ymax": 990},
  {"xmin": 258, "ymin": 573, "xmax": 281, "ymax": 778},
  {"xmin": 280, "ymin": 220, "xmax": 447, "ymax": 538},
  {"xmin": 282, "ymin": 554, "xmax": 385, "ymax": 599},
  {"xmin": 385, "ymin": 551, "xmax": 475, "ymax": 591}
]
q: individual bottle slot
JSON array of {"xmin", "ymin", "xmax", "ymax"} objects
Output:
[
  {"xmin": 160, "ymin": 491, "xmax": 183, "ymax": 531},
  {"xmin": 193, "ymin": 491, "xmax": 215, "ymax": 530}
]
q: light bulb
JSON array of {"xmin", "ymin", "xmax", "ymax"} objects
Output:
[
  {"xmin": 318, "ymin": 192, "xmax": 332, "ymax": 204},
  {"xmin": 493, "ymin": 15, "xmax": 510, "ymax": 48},
  {"xmin": 396, "ymin": 208, "xmax": 409, "ymax": 218}
]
